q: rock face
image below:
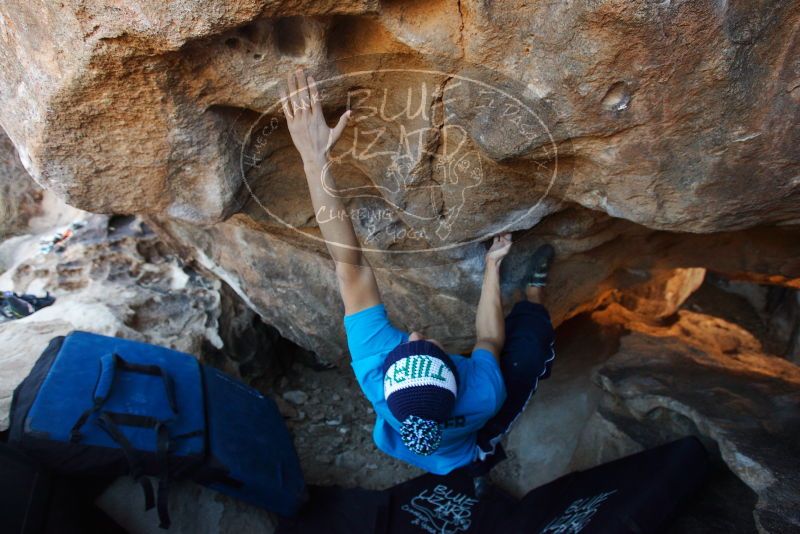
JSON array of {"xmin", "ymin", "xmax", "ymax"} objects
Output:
[
  {"xmin": 0, "ymin": 133, "xmax": 43, "ymax": 238},
  {"xmin": 1, "ymin": 0, "xmax": 799, "ymax": 229},
  {"xmin": 576, "ymin": 295, "xmax": 800, "ymax": 533},
  {"xmin": 684, "ymin": 272, "xmax": 800, "ymax": 364},
  {"xmin": 0, "ymin": 0, "xmax": 799, "ymax": 358},
  {"xmin": 147, "ymin": 211, "xmax": 800, "ymax": 358},
  {"xmin": 594, "ymin": 329, "xmax": 800, "ymax": 533}
]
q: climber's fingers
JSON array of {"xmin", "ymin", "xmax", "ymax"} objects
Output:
[
  {"xmin": 294, "ymin": 67, "xmax": 311, "ymax": 114},
  {"xmin": 278, "ymin": 89, "xmax": 293, "ymax": 121},
  {"xmin": 328, "ymin": 109, "xmax": 352, "ymax": 149},
  {"xmin": 307, "ymin": 74, "xmax": 323, "ymax": 116},
  {"xmin": 489, "ymin": 233, "xmax": 512, "ymax": 252},
  {"xmin": 287, "ymin": 70, "xmax": 302, "ymax": 115}
]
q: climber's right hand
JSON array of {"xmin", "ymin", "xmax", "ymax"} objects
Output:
[
  {"xmin": 485, "ymin": 233, "xmax": 512, "ymax": 267},
  {"xmin": 280, "ymin": 67, "xmax": 351, "ymax": 169}
]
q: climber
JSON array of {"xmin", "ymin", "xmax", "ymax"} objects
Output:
[{"xmin": 280, "ymin": 68, "xmax": 556, "ymax": 477}]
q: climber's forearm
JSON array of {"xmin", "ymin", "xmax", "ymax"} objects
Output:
[
  {"xmin": 303, "ymin": 156, "xmax": 381, "ymax": 315},
  {"xmin": 474, "ymin": 258, "xmax": 504, "ymax": 361},
  {"xmin": 303, "ymin": 157, "xmax": 362, "ymax": 266}
]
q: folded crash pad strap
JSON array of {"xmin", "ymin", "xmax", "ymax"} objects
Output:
[
  {"xmin": 96, "ymin": 412, "xmax": 173, "ymax": 529},
  {"xmin": 156, "ymin": 422, "xmax": 171, "ymax": 529},
  {"xmin": 70, "ymin": 353, "xmax": 177, "ymax": 442},
  {"xmin": 96, "ymin": 412, "xmax": 155, "ymax": 510}
]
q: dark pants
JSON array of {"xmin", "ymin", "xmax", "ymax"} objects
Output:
[{"xmin": 467, "ymin": 300, "xmax": 555, "ymax": 476}]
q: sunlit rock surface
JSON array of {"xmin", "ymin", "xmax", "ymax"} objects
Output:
[{"xmin": 0, "ymin": 0, "xmax": 798, "ymax": 357}]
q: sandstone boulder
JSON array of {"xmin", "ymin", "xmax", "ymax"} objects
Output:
[
  {"xmin": 683, "ymin": 272, "xmax": 800, "ymax": 363},
  {"xmin": 147, "ymin": 210, "xmax": 800, "ymax": 358},
  {"xmin": 0, "ymin": 132, "xmax": 43, "ymax": 239},
  {"xmin": 0, "ymin": 0, "xmax": 798, "ymax": 358},
  {"xmin": 1, "ymin": 0, "xmax": 798, "ymax": 231}
]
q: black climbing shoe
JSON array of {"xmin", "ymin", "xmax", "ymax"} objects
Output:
[
  {"xmin": 19, "ymin": 291, "xmax": 55, "ymax": 310},
  {"xmin": 525, "ymin": 244, "xmax": 555, "ymax": 288},
  {"xmin": 0, "ymin": 291, "xmax": 56, "ymax": 320},
  {"xmin": 0, "ymin": 292, "xmax": 34, "ymax": 319}
]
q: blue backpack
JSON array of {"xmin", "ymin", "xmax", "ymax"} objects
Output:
[{"xmin": 9, "ymin": 331, "xmax": 305, "ymax": 528}]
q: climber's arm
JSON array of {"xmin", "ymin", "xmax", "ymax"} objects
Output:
[
  {"xmin": 473, "ymin": 234, "xmax": 512, "ymax": 362},
  {"xmin": 281, "ymin": 68, "xmax": 381, "ymax": 315},
  {"xmin": 303, "ymin": 157, "xmax": 381, "ymax": 314}
]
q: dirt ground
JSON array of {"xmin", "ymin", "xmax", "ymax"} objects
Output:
[{"xmin": 270, "ymin": 358, "xmax": 424, "ymax": 490}]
